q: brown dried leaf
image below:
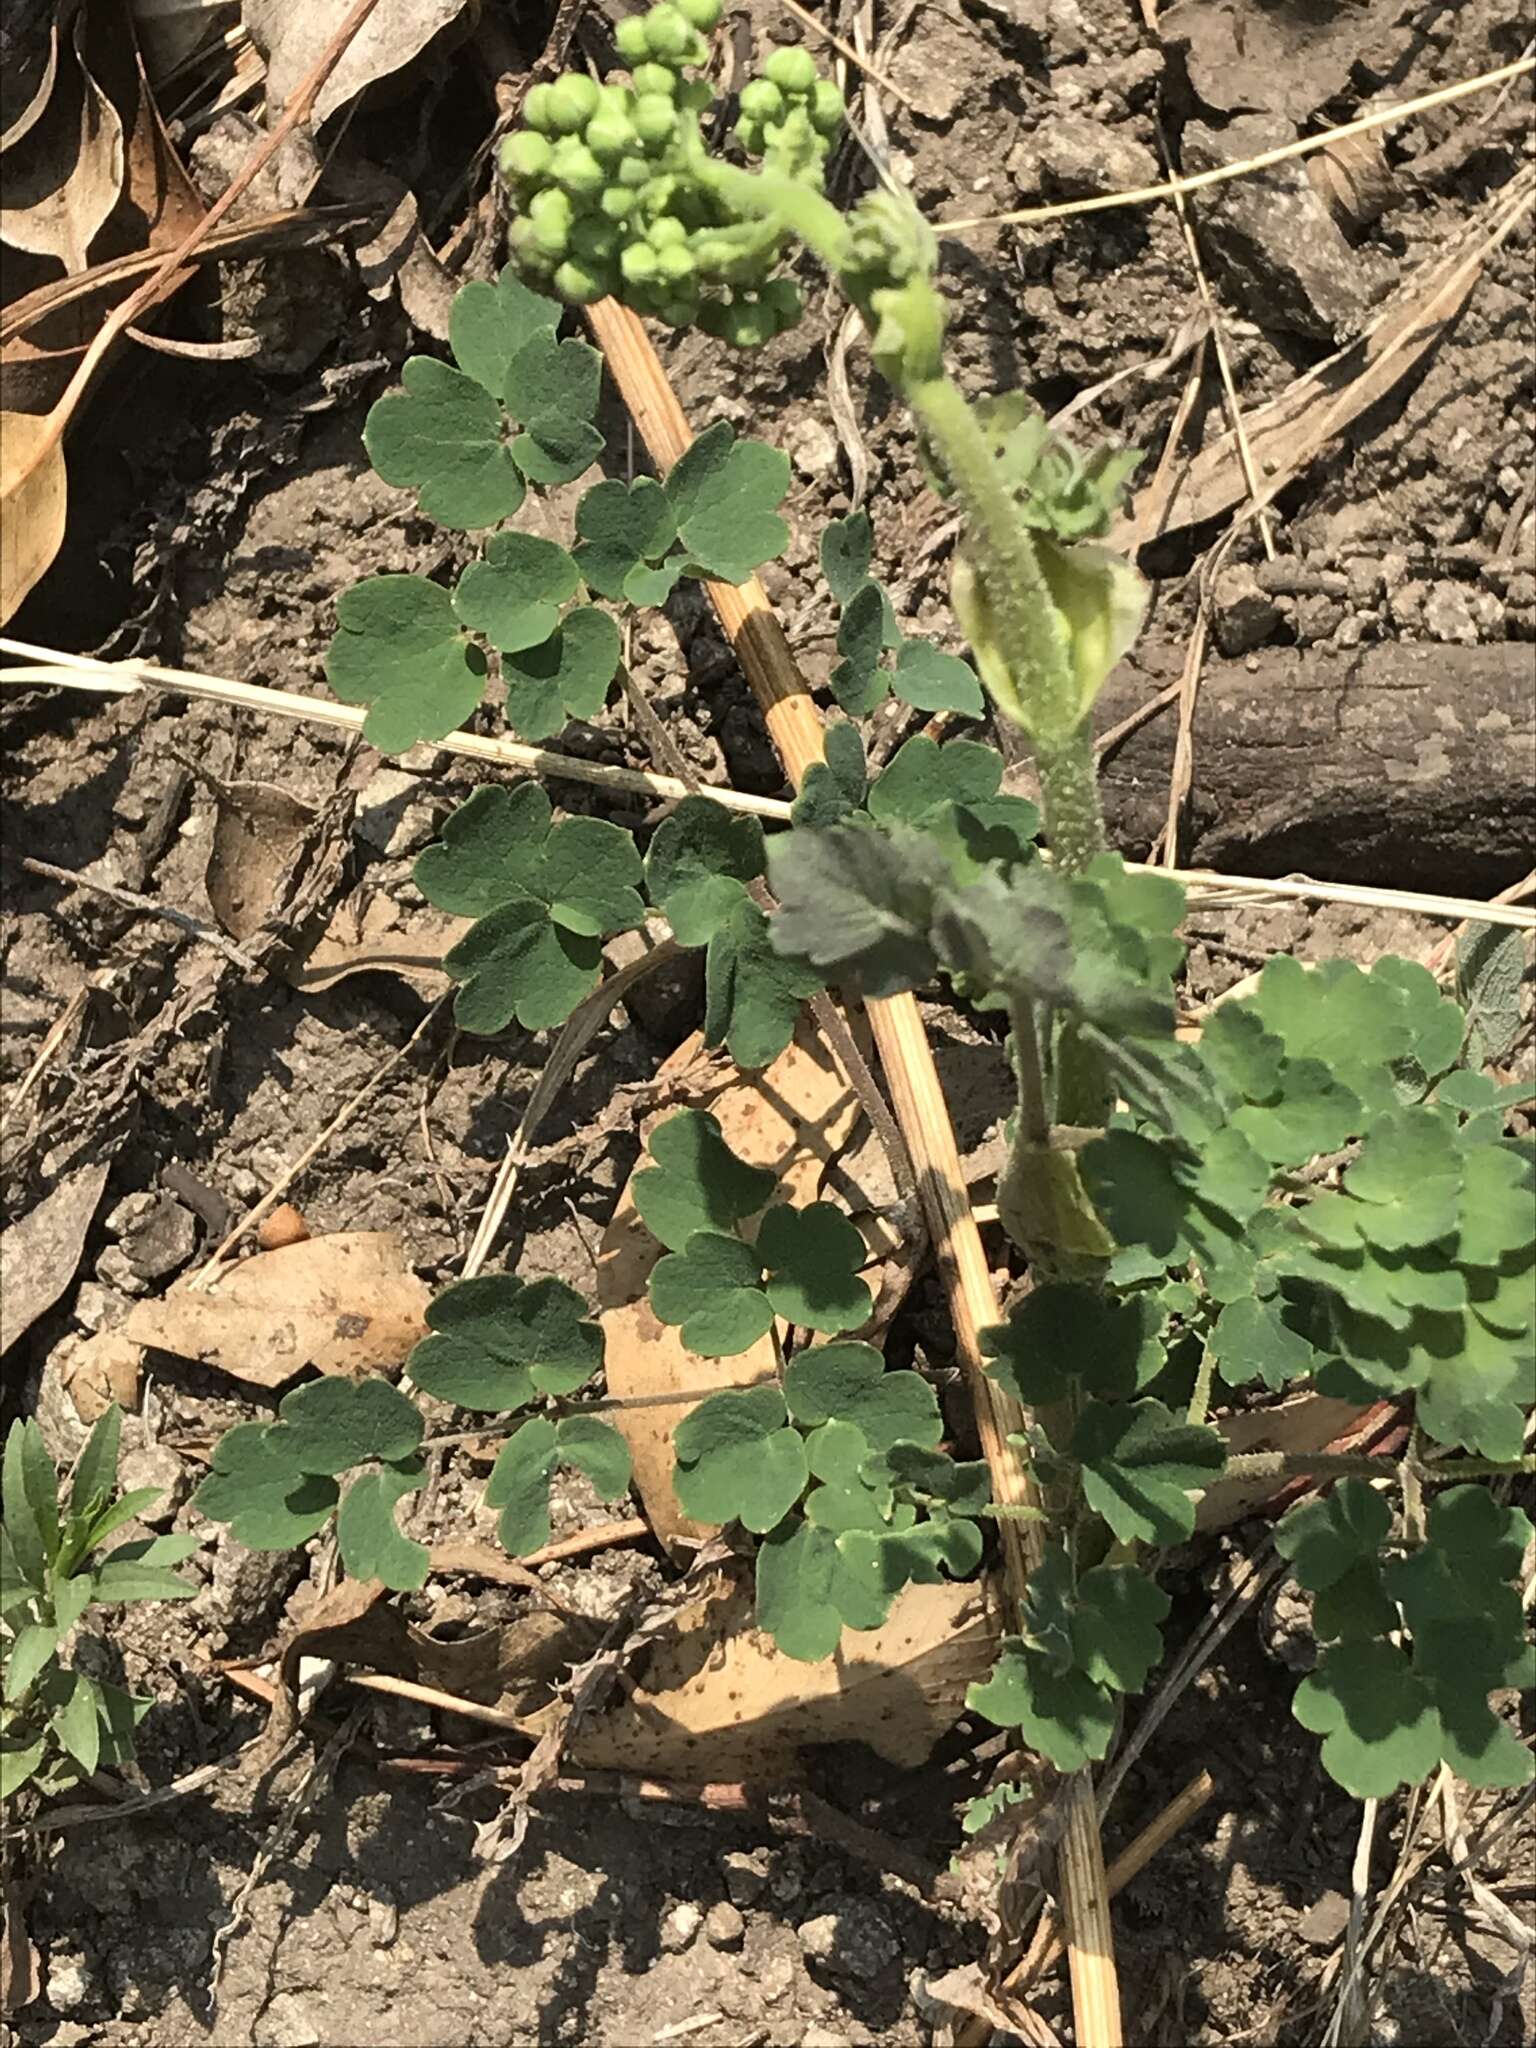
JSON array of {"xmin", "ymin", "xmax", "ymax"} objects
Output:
[
  {"xmin": 0, "ymin": 409, "xmax": 66, "ymax": 623},
  {"xmin": 244, "ymin": 0, "xmax": 472, "ymax": 127},
  {"xmin": 0, "ymin": 1880, "xmax": 39, "ymax": 2015},
  {"xmin": 571, "ymin": 1571, "xmax": 1001, "ymax": 1781},
  {"xmin": 595, "ymin": 1015, "xmax": 869, "ymax": 1550},
  {"xmin": 124, "ymin": 1229, "xmax": 430, "ymax": 1387},
  {"xmin": 204, "ymin": 774, "xmax": 317, "ymax": 943},
  {"xmin": 1199, "ymin": 1392, "xmax": 1386, "ymax": 1531},
  {"xmin": 58, "ymin": 1327, "xmax": 143, "ymax": 1422},
  {"xmin": 286, "ymin": 889, "xmax": 465, "ymax": 997},
  {"xmin": 0, "ymin": 1159, "xmax": 109, "ymax": 1356},
  {"xmin": 0, "ymin": 5, "xmax": 125, "ymax": 272}
]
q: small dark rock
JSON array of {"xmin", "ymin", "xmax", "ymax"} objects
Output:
[
  {"xmin": 114, "ymin": 1193, "xmax": 199, "ymax": 1282},
  {"xmin": 796, "ymin": 1895, "xmax": 899, "ymax": 1983}
]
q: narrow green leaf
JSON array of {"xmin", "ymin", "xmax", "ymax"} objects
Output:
[
  {"xmin": 3, "ymin": 1420, "xmax": 50, "ymax": 1587},
  {"xmin": 0, "ymin": 1731, "xmax": 45, "ymax": 1799},
  {"xmin": 52, "ymin": 1671, "xmax": 102, "ymax": 1777},
  {"xmin": 69, "ymin": 1405, "xmax": 121, "ymax": 1518},
  {"xmin": 4, "ymin": 1623, "xmax": 58, "ymax": 1701}
]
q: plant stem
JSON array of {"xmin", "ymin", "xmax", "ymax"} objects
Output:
[
  {"xmin": 1187, "ymin": 1342, "xmax": 1217, "ymax": 1429},
  {"xmin": 1223, "ymin": 1449, "xmax": 1536, "ymax": 1483},
  {"xmin": 1008, "ymin": 998, "xmax": 1051, "ymax": 1147}
]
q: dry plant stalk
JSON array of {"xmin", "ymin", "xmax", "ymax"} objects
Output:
[{"xmin": 585, "ymin": 296, "xmax": 1123, "ymax": 2045}]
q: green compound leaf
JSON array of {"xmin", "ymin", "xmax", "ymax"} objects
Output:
[
  {"xmin": 967, "ymin": 1640, "xmax": 1116, "ymax": 1771},
  {"xmin": 448, "ymin": 264, "xmax": 561, "ymax": 404},
  {"xmin": 783, "ymin": 1341, "xmax": 941, "ymax": 1451},
  {"xmin": 484, "ymin": 1417, "xmax": 558, "ymax": 1555},
  {"xmin": 483, "ymin": 1413, "xmax": 629, "ymax": 1556},
  {"xmin": 415, "ymin": 782, "xmax": 552, "ymax": 915},
  {"xmin": 416, "ymin": 784, "xmax": 643, "ymax": 1034},
  {"xmin": 1369, "ymin": 955, "xmax": 1466, "ymax": 1080},
  {"xmin": 1248, "ymin": 954, "xmax": 1435, "ymax": 1117},
  {"xmin": 1321, "ymin": 1105, "xmax": 1465, "ymax": 1252},
  {"xmin": 631, "ymin": 1107, "xmax": 777, "ymax": 1253},
  {"xmin": 820, "ymin": 511, "xmax": 877, "ymax": 608},
  {"xmin": 1070, "ymin": 1397, "xmax": 1226, "ymax": 1547},
  {"xmin": 442, "ymin": 902, "xmax": 603, "ymax": 1034},
  {"xmin": 554, "ymin": 1414, "xmax": 633, "ymax": 1502},
  {"xmin": 767, "ymin": 821, "xmax": 948, "ymax": 1000},
  {"xmin": 192, "ymin": 1425, "xmax": 337, "ymax": 1550},
  {"xmin": 364, "ymin": 357, "xmax": 526, "ymax": 528},
  {"xmin": 830, "ymin": 583, "xmax": 891, "ymax": 715},
  {"xmin": 326, "ymin": 575, "xmax": 488, "ymax": 755},
  {"xmin": 703, "ymin": 895, "xmax": 824, "ymax": 1070},
  {"xmin": 672, "ymin": 1386, "xmax": 808, "ymax": 1531},
  {"xmin": 664, "ymin": 420, "xmax": 790, "ymax": 584},
  {"xmin": 1015, "ymin": 1540, "xmax": 1077, "ymax": 1669},
  {"xmin": 983, "ymin": 1284, "xmax": 1164, "ymax": 1406},
  {"xmin": 336, "ymin": 1463, "xmax": 429, "ymax": 1590},
  {"xmin": 1230, "ymin": 1060, "xmax": 1364, "ymax": 1169},
  {"xmin": 1292, "ymin": 1639, "xmax": 1442, "ymax": 1799},
  {"xmin": 1209, "ymin": 1291, "xmax": 1321, "ymax": 1391},
  {"xmin": 758, "ymin": 1203, "xmax": 873, "ymax": 1335},
  {"xmin": 1072, "ymin": 1566, "xmax": 1171, "ymax": 1694},
  {"xmin": 754, "ymin": 1517, "xmax": 855, "ymax": 1662},
  {"xmin": 1455, "ymin": 1142, "xmax": 1533, "ymax": 1267},
  {"xmin": 867, "ymin": 736, "xmax": 1002, "ymax": 826},
  {"xmin": 274, "ymin": 1376, "xmax": 424, "ymax": 1475},
  {"xmin": 789, "ymin": 723, "xmax": 868, "ymax": 829},
  {"xmin": 1419, "ymin": 1483, "xmax": 1534, "ymax": 1585},
  {"xmin": 1080, "ymin": 1126, "xmax": 1266, "ymax": 1278},
  {"xmin": 644, "ymin": 796, "xmax": 766, "ymax": 945},
  {"xmin": 1312, "ymin": 1557, "xmax": 1398, "ymax": 1642},
  {"xmin": 573, "ymin": 476, "xmax": 680, "ymax": 602},
  {"xmin": 880, "ymin": 1443, "xmax": 992, "ymax": 1518},
  {"xmin": 892, "ymin": 639, "xmax": 984, "ymax": 716},
  {"xmin": 837, "ymin": 1514, "xmax": 984, "ymax": 1606},
  {"xmin": 504, "ymin": 327, "xmax": 605, "ymax": 484},
  {"xmin": 454, "ymin": 531, "xmax": 583, "ymax": 653},
  {"xmin": 1275, "ymin": 1479, "xmax": 1393, "ymax": 1591},
  {"xmin": 649, "ymin": 1232, "xmax": 772, "ymax": 1357},
  {"xmin": 502, "ymin": 606, "xmax": 621, "ymax": 740},
  {"xmin": 409, "ymin": 1272, "xmax": 603, "ymax": 1411}
]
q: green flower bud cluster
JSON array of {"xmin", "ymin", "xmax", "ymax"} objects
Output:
[{"xmin": 500, "ymin": 3, "xmax": 844, "ymax": 344}]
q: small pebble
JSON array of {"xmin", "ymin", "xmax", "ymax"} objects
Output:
[
  {"xmin": 721, "ymin": 1849, "xmax": 769, "ymax": 1908},
  {"xmin": 660, "ymin": 1902, "xmax": 702, "ymax": 1953},
  {"xmin": 704, "ymin": 1901, "xmax": 746, "ymax": 1950},
  {"xmin": 257, "ymin": 1204, "xmax": 311, "ymax": 1250}
]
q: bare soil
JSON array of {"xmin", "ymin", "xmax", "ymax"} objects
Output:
[{"xmin": 4, "ymin": 1, "xmax": 1533, "ymax": 2044}]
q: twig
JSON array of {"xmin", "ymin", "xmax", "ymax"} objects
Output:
[
  {"xmin": 342, "ymin": 1672, "xmax": 532, "ymax": 1732},
  {"xmin": 186, "ymin": 997, "xmax": 449, "ymax": 1287},
  {"xmin": 0, "ymin": 974, "xmax": 112, "ymax": 1133},
  {"xmin": 943, "ymin": 57, "xmax": 1536, "ymax": 232},
  {"xmin": 1094, "ymin": 679, "xmax": 1183, "ymax": 759},
  {"xmin": 18, "ymin": 857, "xmax": 259, "ymax": 971}
]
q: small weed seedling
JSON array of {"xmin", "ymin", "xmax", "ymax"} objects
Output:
[
  {"xmin": 2, "ymin": 1406, "xmax": 197, "ymax": 1798},
  {"xmin": 192, "ymin": 0, "xmax": 1534, "ymax": 1836}
]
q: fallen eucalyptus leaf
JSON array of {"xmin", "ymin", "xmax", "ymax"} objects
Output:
[
  {"xmin": 244, "ymin": 0, "xmax": 472, "ymax": 129},
  {"xmin": 205, "ymin": 775, "xmax": 317, "ymax": 943},
  {"xmin": 0, "ymin": 1160, "xmax": 109, "ymax": 1356},
  {"xmin": 125, "ymin": 1230, "xmax": 430, "ymax": 1388}
]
